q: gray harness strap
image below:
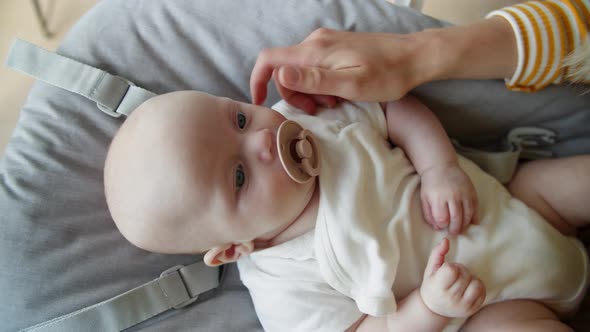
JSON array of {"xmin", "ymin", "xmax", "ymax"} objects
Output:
[
  {"xmin": 6, "ymin": 39, "xmax": 155, "ymax": 118},
  {"xmin": 22, "ymin": 264, "xmax": 220, "ymax": 332},
  {"xmin": 5, "ymin": 39, "xmax": 220, "ymax": 332}
]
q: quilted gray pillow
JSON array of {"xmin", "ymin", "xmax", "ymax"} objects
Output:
[{"xmin": 1, "ymin": 0, "xmax": 588, "ymax": 331}]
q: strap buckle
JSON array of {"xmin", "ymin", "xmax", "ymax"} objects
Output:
[
  {"xmin": 5, "ymin": 39, "xmax": 156, "ymax": 119},
  {"xmin": 95, "ymin": 75, "xmax": 134, "ymax": 118},
  {"xmin": 507, "ymin": 127, "xmax": 556, "ymax": 159},
  {"xmin": 160, "ymin": 265, "xmax": 200, "ymax": 309}
]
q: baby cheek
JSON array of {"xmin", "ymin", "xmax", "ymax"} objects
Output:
[
  {"xmin": 266, "ymin": 172, "xmax": 297, "ymax": 206},
  {"xmin": 261, "ymin": 166, "xmax": 305, "ymax": 214}
]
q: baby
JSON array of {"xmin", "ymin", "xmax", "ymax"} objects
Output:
[{"xmin": 104, "ymin": 90, "xmax": 589, "ymax": 332}]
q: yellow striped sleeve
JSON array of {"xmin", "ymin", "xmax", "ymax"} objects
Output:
[
  {"xmin": 564, "ymin": 0, "xmax": 590, "ymax": 83},
  {"xmin": 487, "ymin": 0, "xmax": 589, "ymax": 91}
]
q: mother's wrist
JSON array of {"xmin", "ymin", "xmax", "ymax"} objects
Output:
[
  {"xmin": 408, "ymin": 28, "xmax": 454, "ymax": 84},
  {"xmin": 416, "ymin": 17, "xmax": 518, "ymax": 82},
  {"xmin": 378, "ymin": 30, "xmax": 445, "ymax": 94}
]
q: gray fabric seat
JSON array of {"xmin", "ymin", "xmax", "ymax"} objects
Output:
[{"xmin": 1, "ymin": 0, "xmax": 589, "ymax": 331}]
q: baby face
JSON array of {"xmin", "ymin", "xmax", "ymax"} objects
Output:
[{"xmin": 106, "ymin": 91, "xmax": 316, "ymax": 254}]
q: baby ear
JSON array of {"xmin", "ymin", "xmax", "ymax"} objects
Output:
[{"xmin": 203, "ymin": 241, "xmax": 254, "ymax": 267}]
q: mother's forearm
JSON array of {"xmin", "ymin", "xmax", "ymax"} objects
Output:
[{"xmin": 414, "ymin": 16, "xmax": 517, "ymax": 83}]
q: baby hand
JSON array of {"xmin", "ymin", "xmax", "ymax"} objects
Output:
[
  {"xmin": 420, "ymin": 163, "xmax": 478, "ymax": 235},
  {"xmin": 420, "ymin": 238, "xmax": 486, "ymax": 318}
]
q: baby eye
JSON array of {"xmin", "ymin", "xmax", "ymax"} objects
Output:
[
  {"xmin": 235, "ymin": 164, "xmax": 246, "ymax": 191},
  {"xmin": 237, "ymin": 111, "xmax": 247, "ymax": 129}
]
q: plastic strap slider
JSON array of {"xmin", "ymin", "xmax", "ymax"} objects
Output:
[{"xmin": 159, "ymin": 265, "xmax": 200, "ymax": 309}]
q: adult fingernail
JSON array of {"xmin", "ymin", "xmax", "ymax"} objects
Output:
[{"xmin": 280, "ymin": 66, "xmax": 300, "ymax": 86}]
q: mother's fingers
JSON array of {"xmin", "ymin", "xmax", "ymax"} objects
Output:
[
  {"xmin": 310, "ymin": 94, "xmax": 338, "ymax": 109},
  {"xmin": 277, "ymin": 65, "xmax": 367, "ymax": 98},
  {"xmin": 250, "ymin": 45, "xmax": 315, "ymax": 105},
  {"xmin": 273, "ymin": 76, "xmax": 317, "ymax": 113},
  {"xmin": 273, "ymin": 73, "xmax": 338, "ymax": 114}
]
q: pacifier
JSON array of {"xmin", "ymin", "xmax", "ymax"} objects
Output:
[{"xmin": 276, "ymin": 120, "xmax": 321, "ymax": 184}]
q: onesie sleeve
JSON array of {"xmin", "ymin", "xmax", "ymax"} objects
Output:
[
  {"xmin": 332, "ymin": 101, "xmax": 389, "ymax": 139},
  {"xmin": 487, "ymin": 0, "xmax": 590, "ymax": 91},
  {"xmin": 237, "ymin": 255, "xmax": 364, "ymax": 332}
]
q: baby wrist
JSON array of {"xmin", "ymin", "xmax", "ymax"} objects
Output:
[
  {"xmin": 419, "ymin": 285, "xmax": 446, "ymax": 318},
  {"xmin": 418, "ymin": 159, "xmax": 458, "ymax": 177}
]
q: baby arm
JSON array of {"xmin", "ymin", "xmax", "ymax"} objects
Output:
[
  {"xmin": 383, "ymin": 95, "xmax": 478, "ymax": 234},
  {"xmin": 347, "ymin": 289, "xmax": 449, "ymax": 332},
  {"xmin": 348, "ymin": 239, "xmax": 485, "ymax": 332}
]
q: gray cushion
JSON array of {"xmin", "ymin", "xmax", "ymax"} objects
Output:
[{"xmin": 1, "ymin": 0, "xmax": 588, "ymax": 331}]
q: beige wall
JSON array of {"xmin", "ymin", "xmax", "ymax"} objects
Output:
[
  {"xmin": 0, "ymin": 1, "xmax": 97, "ymax": 156},
  {"xmin": 422, "ymin": 0, "xmax": 525, "ymax": 24}
]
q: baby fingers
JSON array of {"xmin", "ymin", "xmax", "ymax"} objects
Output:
[
  {"xmin": 463, "ymin": 278, "xmax": 486, "ymax": 311},
  {"xmin": 448, "ymin": 264, "xmax": 472, "ymax": 296},
  {"xmin": 462, "ymin": 198, "xmax": 474, "ymax": 229},
  {"xmin": 420, "ymin": 196, "xmax": 437, "ymax": 229},
  {"xmin": 435, "ymin": 262, "xmax": 462, "ymax": 289},
  {"xmin": 448, "ymin": 201, "xmax": 464, "ymax": 235},
  {"xmin": 423, "ymin": 238, "xmax": 450, "ymax": 277},
  {"xmin": 432, "ymin": 199, "xmax": 450, "ymax": 230}
]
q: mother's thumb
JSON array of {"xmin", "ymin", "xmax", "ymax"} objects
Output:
[
  {"xmin": 278, "ymin": 66, "xmax": 302, "ymax": 86},
  {"xmin": 277, "ymin": 65, "xmax": 333, "ymax": 95}
]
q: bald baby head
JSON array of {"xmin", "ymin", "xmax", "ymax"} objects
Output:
[
  {"xmin": 104, "ymin": 91, "xmax": 313, "ymax": 260},
  {"xmin": 104, "ymin": 91, "xmax": 223, "ymax": 254}
]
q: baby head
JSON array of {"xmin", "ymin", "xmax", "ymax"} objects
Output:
[{"xmin": 104, "ymin": 91, "xmax": 316, "ymax": 266}]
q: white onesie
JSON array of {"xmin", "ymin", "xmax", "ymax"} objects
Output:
[{"xmin": 237, "ymin": 100, "xmax": 588, "ymax": 332}]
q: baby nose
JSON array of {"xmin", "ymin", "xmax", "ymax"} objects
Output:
[{"xmin": 249, "ymin": 128, "xmax": 273, "ymax": 163}]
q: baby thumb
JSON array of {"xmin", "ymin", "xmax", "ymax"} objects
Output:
[{"xmin": 423, "ymin": 238, "xmax": 449, "ymax": 278}]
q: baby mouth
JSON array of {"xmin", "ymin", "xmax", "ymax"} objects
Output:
[{"xmin": 276, "ymin": 120, "xmax": 321, "ymax": 184}]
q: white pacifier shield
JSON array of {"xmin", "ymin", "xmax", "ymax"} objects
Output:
[{"xmin": 276, "ymin": 120, "xmax": 321, "ymax": 184}]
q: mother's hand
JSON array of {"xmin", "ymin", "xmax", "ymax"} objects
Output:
[{"xmin": 250, "ymin": 28, "xmax": 433, "ymax": 114}]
